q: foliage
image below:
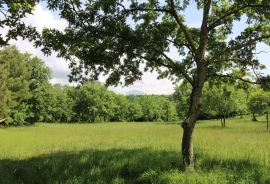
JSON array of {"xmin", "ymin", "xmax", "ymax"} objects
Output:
[
  {"xmin": 0, "ymin": 46, "xmax": 32, "ymax": 125},
  {"xmin": 26, "ymin": 54, "xmax": 52, "ymax": 123},
  {"xmin": 248, "ymin": 92, "xmax": 270, "ymax": 121},
  {"xmin": 174, "ymin": 81, "xmax": 249, "ymax": 120},
  {"xmin": 70, "ymin": 82, "xmax": 116, "ymax": 122},
  {"xmin": 0, "ymin": 0, "xmax": 38, "ymax": 45},
  {"xmin": 38, "ymin": 0, "xmax": 270, "ymax": 86},
  {"xmin": 126, "ymin": 96, "xmax": 143, "ymax": 121},
  {"xmin": 173, "ymin": 81, "xmax": 192, "ymax": 119}
]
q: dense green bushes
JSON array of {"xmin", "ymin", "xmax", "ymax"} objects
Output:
[
  {"xmin": 48, "ymin": 83, "xmax": 179, "ymax": 123},
  {"xmin": 0, "ymin": 46, "xmax": 178, "ymax": 124}
]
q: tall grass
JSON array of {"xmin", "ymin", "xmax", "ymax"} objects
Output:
[{"xmin": 0, "ymin": 116, "xmax": 269, "ymax": 183}]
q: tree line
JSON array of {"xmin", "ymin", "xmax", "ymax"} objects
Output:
[
  {"xmin": 0, "ymin": 46, "xmax": 269, "ymax": 126},
  {"xmin": 0, "ymin": 46, "xmax": 179, "ymax": 125},
  {"xmin": 174, "ymin": 80, "xmax": 270, "ymax": 127}
]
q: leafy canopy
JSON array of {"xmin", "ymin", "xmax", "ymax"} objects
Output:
[
  {"xmin": 0, "ymin": 0, "xmax": 38, "ymax": 45},
  {"xmin": 38, "ymin": 0, "xmax": 270, "ymax": 87}
]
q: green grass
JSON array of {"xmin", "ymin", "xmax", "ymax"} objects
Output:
[{"xmin": 0, "ymin": 116, "xmax": 270, "ymax": 183}]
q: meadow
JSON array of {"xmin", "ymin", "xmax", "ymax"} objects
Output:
[{"xmin": 0, "ymin": 116, "xmax": 270, "ymax": 184}]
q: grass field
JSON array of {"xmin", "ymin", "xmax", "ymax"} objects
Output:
[{"xmin": 0, "ymin": 116, "xmax": 270, "ymax": 184}]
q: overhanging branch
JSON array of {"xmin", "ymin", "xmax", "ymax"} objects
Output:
[
  {"xmin": 167, "ymin": 0, "xmax": 197, "ymax": 55},
  {"xmin": 209, "ymin": 74, "xmax": 259, "ymax": 84},
  {"xmin": 157, "ymin": 50, "xmax": 193, "ymax": 85},
  {"xmin": 208, "ymin": 4, "xmax": 270, "ymax": 30}
]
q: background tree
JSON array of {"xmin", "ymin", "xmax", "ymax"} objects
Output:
[
  {"xmin": 71, "ymin": 82, "xmax": 116, "ymax": 123},
  {"xmin": 0, "ymin": 46, "xmax": 32, "ymax": 124},
  {"xmin": 248, "ymin": 93, "xmax": 270, "ymax": 121},
  {"xmin": 112, "ymin": 94, "xmax": 129, "ymax": 122},
  {"xmin": 26, "ymin": 55, "xmax": 52, "ymax": 123},
  {"xmin": 173, "ymin": 81, "xmax": 192, "ymax": 120},
  {"xmin": 37, "ymin": 0, "xmax": 270, "ymax": 169},
  {"xmin": 0, "ymin": 62, "xmax": 9, "ymax": 120},
  {"xmin": 202, "ymin": 84, "xmax": 237, "ymax": 127},
  {"xmin": 126, "ymin": 97, "xmax": 143, "ymax": 122}
]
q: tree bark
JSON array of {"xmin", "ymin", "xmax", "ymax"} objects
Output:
[{"xmin": 182, "ymin": 65, "xmax": 206, "ymax": 170}]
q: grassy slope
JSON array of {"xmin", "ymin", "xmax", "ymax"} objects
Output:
[{"xmin": 0, "ymin": 116, "xmax": 269, "ymax": 184}]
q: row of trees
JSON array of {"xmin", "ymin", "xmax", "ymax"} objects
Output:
[
  {"xmin": 1, "ymin": 46, "xmax": 269, "ymax": 125},
  {"xmin": 0, "ymin": 46, "xmax": 178, "ymax": 124},
  {"xmin": 44, "ymin": 84, "xmax": 178, "ymax": 123},
  {"xmin": 174, "ymin": 80, "xmax": 270, "ymax": 127}
]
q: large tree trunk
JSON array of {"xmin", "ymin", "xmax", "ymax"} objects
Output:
[{"xmin": 182, "ymin": 66, "xmax": 206, "ymax": 170}]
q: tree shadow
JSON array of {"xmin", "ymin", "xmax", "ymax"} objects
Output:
[
  {"xmin": 197, "ymin": 155, "xmax": 270, "ymax": 183},
  {"xmin": 0, "ymin": 148, "xmax": 181, "ymax": 184},
  {"xmin": 0, "ymin": 148, "xmax": 269, "ymax": 184}
]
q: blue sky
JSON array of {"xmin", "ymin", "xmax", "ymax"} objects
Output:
[{"xmin": 5, "ymin": 1, "xmax": 270, "ymax": 94}]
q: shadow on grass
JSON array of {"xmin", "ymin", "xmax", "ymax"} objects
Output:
[
  {"xmin": 0, "ymin": 148, "xmax": 181, "ymax": 184},
  {"xmin": 0, "ymin": 148, "xmax": 269, "ymax": 184}
]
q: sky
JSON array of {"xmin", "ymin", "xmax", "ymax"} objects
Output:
[{"xmin": 3, "ymin": 2, "xmax": 270, "ymax": 95}]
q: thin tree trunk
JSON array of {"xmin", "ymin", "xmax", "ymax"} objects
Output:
[
  {"xmin": 252, "ymin": 114, "xmax": 257, "ymax": 121},
  {"xmin": 220, "ymin": 117, "xmax": 223, "ymax": 127},
  {"xmin": 223, "ymin": 117, "xmax": 226, "ymax": 127},
  {"xmin": 182, "ymin": 65, "xmax": 206, "ymax": 170},
  {"xmin": 267, "ymin": 113, "xmax": 269, "ymax": 130}
]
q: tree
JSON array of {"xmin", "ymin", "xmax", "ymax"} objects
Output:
[
  {"xmin": 0, "ymin": 62, "xmax": 9, "ymax": 120},
  {"xmin": 126, "ymin": 97, "xmax": 143, "ymax": 121},
  {"xmin": 111, "ymin": 94, "xmax": 129, "ymax": 122},
  {"xmin": 0, "ymin": 46, "xmax": 32, "ymax": 124},
  {"xmin": 173, "ymin": 81, "xmax": 192, "ymax": 120},
  {"xmin": 248, "ymin": 93, "xmax": 270, "ymax": 122},
  {"xmin": 72, "ymin": 82, "xmax": 116, "ymax": 122},
  {"xmin": 38, "ymin": 0, "xmax": 270, "ymax": 169},
  {"xmin": 0, "ymin": 1, "xmax": 38, "ymax": 45},
  {"xmin": 202, "ymin": 84, "xmax": 238, "ymax": 127},
  {"xmin": 26, "ymin": 55, "xmax": 52, "ymax": 123}
]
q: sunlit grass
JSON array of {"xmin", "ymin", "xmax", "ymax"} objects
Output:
[{"xmin": 0, "ymin": 116, "xmax": 269, "ymax": 183}]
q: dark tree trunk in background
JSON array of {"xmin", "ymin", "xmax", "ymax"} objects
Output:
[
  {"xmin": 267, "ymin": 113, "xmax": 269, "ymax": 130},
  {"xmin": 252, "ymin": 114, "xmax": 257, "ymax": 121},
  {"xmin": 182, "ymin": 66, "xmax": 206, "ymax": 170},
  {"xmin": 220, "ymin": 117, "xmax": 226, "ymax": 127},
  {"xmin": 220, "ymin": 118, "xmax": 223, "ymax": 127}
]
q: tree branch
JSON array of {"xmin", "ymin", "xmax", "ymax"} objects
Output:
[
  {"xmin": 157, "ymin": 50, "xmax": 193, "ymax": 85},
  {"xmin": 119, "ymin": 2, "xmax": 169, "ymax": 15},
  {"xmin": 209, "ymin": 74, "xmax": 259, "ymax": 84},
  {"xmin": 197, "ymin": 0, "xmax": 211, "ymax": 60},
  {"xmin": 210, "ymin": 34, "xmax": 270, "ymax": 62},
  {"xmin": 208, "ymin": 4, "xmax": 270, "ymax": 30},
  {"xmin": 167, "ymin": 0, "xmax": 197, "ymax": 55}
]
